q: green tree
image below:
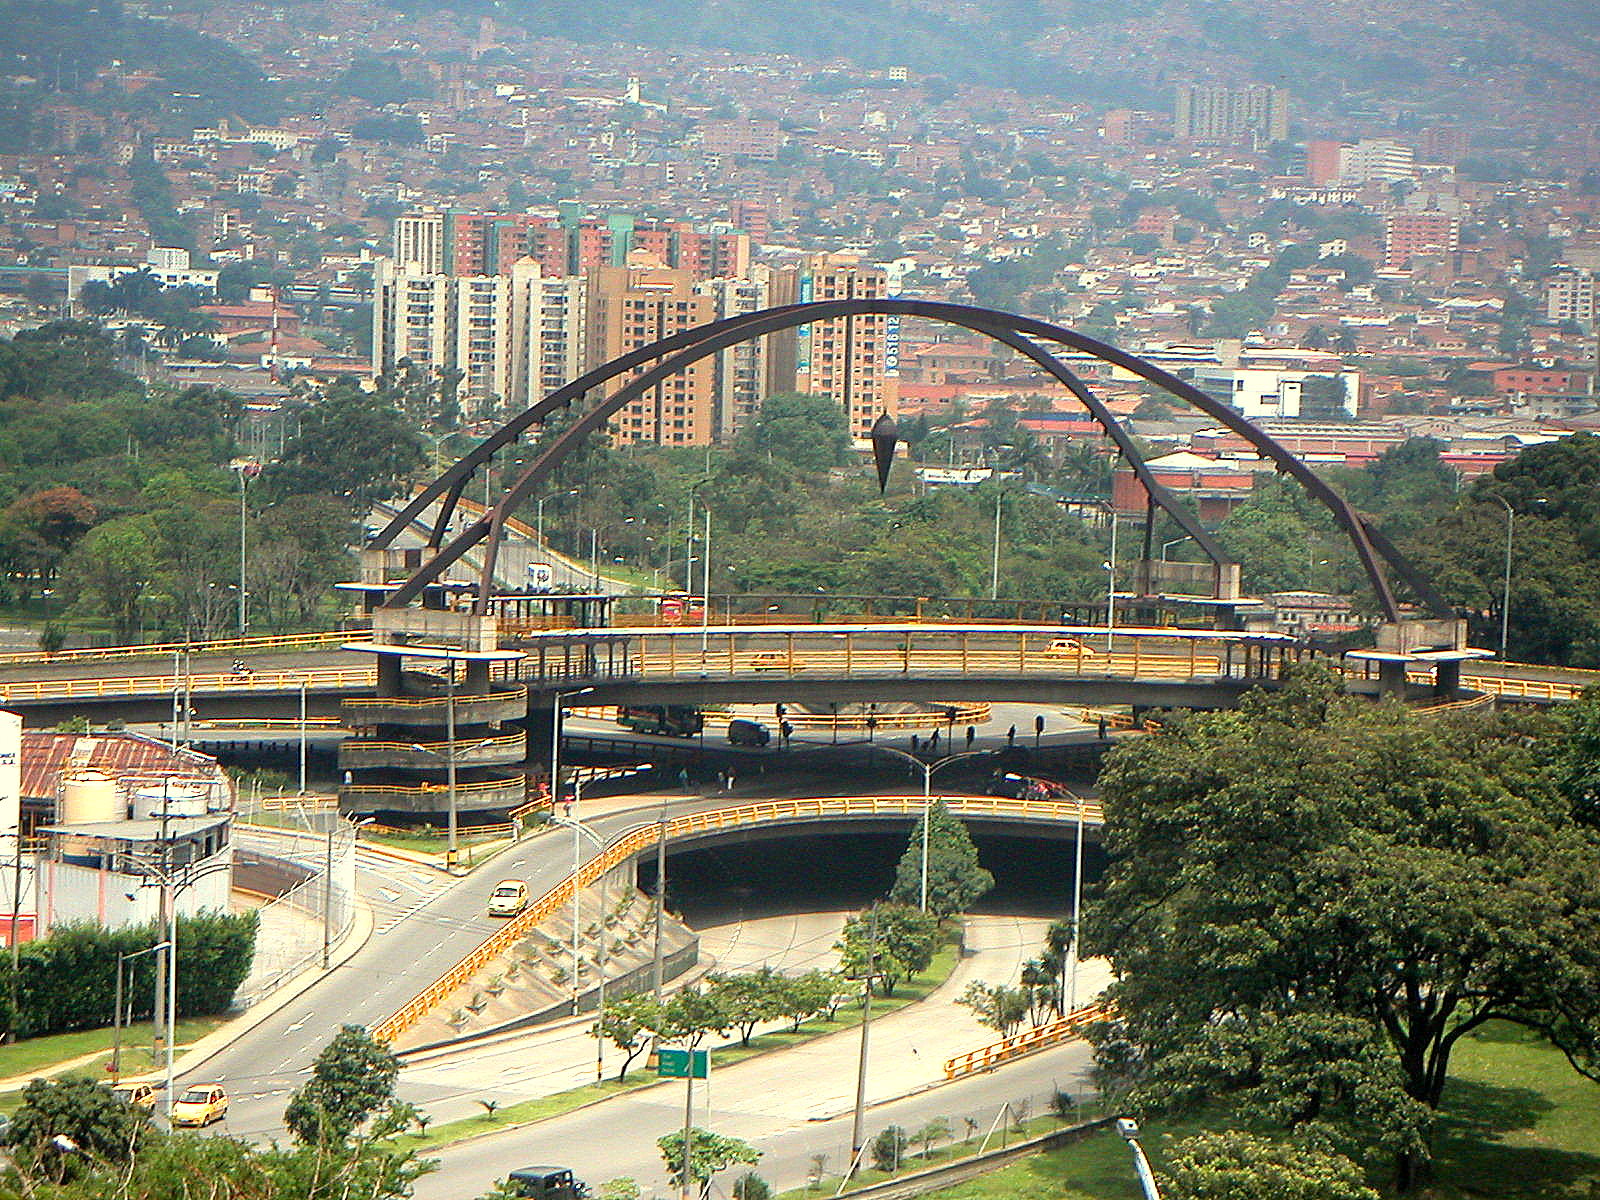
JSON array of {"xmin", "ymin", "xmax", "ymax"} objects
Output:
[
  {"xmin": 708, "ymin": 967, "xmax": 788, "ymax": 1047},
  {"xmin": 836, "ymin": 903, "xmax": 940, "ymax": 996},
  {"xmin": 776, "ymin": 969, "xmax": 842, "ymax": 1031},
  {"xmin": 593, "ymin": 994, "xmax": 662, "ymax": 1081},
  {"xmin": 869, "ymin": 1124, "xmax": 908, "ymax": 1173},
  {"xmin": 1163, "ymin": 1131, "xmax": 1381, "ymax": 1200},
  {"xmin": 264, "ymin": 380, "xmax": 426, "ymax": 513},
  {"xmin": 956, "ymin": 980, "xmax": 1031, "ymax": 1037},
  {"xmin": 59, "ymin": 516, "xmax": 158, "ymax": 639},
  {"xmin": 1084, "ymin": 667, "xmax": 1600, "ymax": 1189},
  {"xmin": 7, "ymin": 1077, "xmax": 149, "ymax": 1179},
  {"xmin": 658, "ymin": 985, "xmax": 729, "ymax": 1048},
  {"xmin": 656, "ymin": 1128, "xmax": 761, "ymax": 1200},
  {"xmin": 1555, "ymin": 686, "xmax": 1600, "ymax": 827},
  {"xmin": 735, "ymin": 393, "xmax": 852, "ymax": 471},
  {"xmin": 284, "ymin": 1024, "xmax": 402, "ymax": 1144},
  {"xmin": 890, "ymin": 800, "xmax": 994, "ymax": 917}
]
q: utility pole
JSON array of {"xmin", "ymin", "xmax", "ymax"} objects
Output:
[
  {"xmin": 298, "ymin": 679, "xmax": 308, "ymax": 797},
  {"xmin": 849, "ymin": 907, "xmax": 878, "ymax": 1173},
  {"xmin": 320, "ymin": 821, "xmax": 334, "ymax": 969},
  {"xmin": 651, "ymin": 803, "xmax": 667, "ymax": 1001}
]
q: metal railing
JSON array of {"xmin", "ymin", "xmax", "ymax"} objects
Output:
[
  {"xmin": 0, "ymin": 629, "xmax": 352, "ymax": 667},
  {"xmin": 943, "ymin": 1001, "xmax": 1114, "ymax": 1080},
  {"xmin": 369, "ymin": 793, "xmax": 1101, "ymax": 1044},
  {"xmin": 0, "ymin": 666, "xmax": 374, "ymax": 703}
]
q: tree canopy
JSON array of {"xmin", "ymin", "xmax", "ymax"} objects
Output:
[{"xmin": 1084, "ymin": 666, "xmax": 1600, "ymax": 1188}]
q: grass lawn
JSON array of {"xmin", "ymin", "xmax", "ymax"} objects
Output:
[
  {"xmin": 0, "ymin": 1016, "xmax": 228, "ymax": 1084},
  {"xmin": 906, "ymin": 1021, "xmax": 1600, "ymax": 1200},
  {"xmin": 394, "ymin": 941, "xmax": 963, "ymax": 1154}
]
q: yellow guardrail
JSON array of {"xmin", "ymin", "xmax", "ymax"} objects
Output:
[
  {"xmin": 0, "ymin": 629, "xmax": 353, "ymax": 668},
  {"xmin": 636, "ymin": 643, "xmax": 1223, "ymax": 680},
  {"xmin": 342, "ymin": 684, "xmax": 529, "ymax": 710},
  {"xmin": 340, "ymin": 777, "xmax": 528, "ymax": 800},
  {"xmin": 943, "ymin": 1001, "xmax": 1114, "ymax": 1080},
  {"xmin": 1458, "ymin": 674, "xmax": 1585, "ymax": 702},
  {"xmin": 0, "ymin": 666, "xmax": 375, "ymax": 703},
  {"xmin": 369, "ymin": 793, "xmax": 1102, "ymax": 1044},
  {"xmin": 341, "ymin": 732, "xmax": 526, "ymax": 756}
]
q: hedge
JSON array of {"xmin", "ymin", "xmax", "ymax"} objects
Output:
[{"xmin": 0, "ymin": 910, "xmax": 258, "ymax": 1039}]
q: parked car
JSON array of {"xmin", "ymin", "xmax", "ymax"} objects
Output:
[
  {"xmin": 169, "ymin": 1085, "xmax": 228, "ymax": 1128},
  {"xmin": 488, "ymin": 879, "xmax": 530, "ymax": 917},
  {"xmin": 727, "ymin": 718, "xmax": 771, "ymax": 747},
  {"xmin": 508, "ymin": 1166, "xmax": 588, "ymax": 1199},
  {"xmin": 112, "ymin": 1082, "xmax": 159, "ymax": 1112}
]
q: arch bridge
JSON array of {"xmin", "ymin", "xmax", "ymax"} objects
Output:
[{"xmin": 349, "ymin": 302, "xmax": 1480, "ymax": 817}]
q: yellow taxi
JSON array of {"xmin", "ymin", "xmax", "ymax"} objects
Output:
[
  {"xmin": 1043, "ymin": 637, "xmax": 1095, "ymax": 658},
  {"xmin": 169, "ymin": 1085, "xmax": 228, "ymax": 1127},
  {"xmin": 488, "ymin": 879, "xmax": 529, "ymax": 917},
  {"xmin": 112, "ymin": 1081, "xmax": 159, "ymax": 1112},
  {"xmin": 749, "ymin": 650, "xmax": 801, "ymax": 671}
]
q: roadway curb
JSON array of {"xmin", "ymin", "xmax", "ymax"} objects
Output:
[{"xmin": 117, "ymin": 892, "xmax": 377, "ymax": 1087}]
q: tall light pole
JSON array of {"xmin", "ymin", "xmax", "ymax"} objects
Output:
[
  {"xmin": 868, "ymin": 746, "xmax": 985, "ymax": 912},
  {"xmin": 1103, "ymin": 508, "xmax": 1119, "ymax": 652},
  {"xmin": 549, "ymin": 686, "xmax": 595, "ymax": 815},
  {"xmin": 408, "ymin": 724, "xmax": 495, "ymax": 874},
  {"xmin": 1066, "ymin": 792, "xmax": 1086, "ymax": 1014},
  {"xmin": 228, "ymin": 459, "xmax": 259, "ymax": 639},
  {"xmin": 989, "ymin": 488, "xmax": 1003, "ymax": 601},
  {"xmin": 535, "ymin": 489, "xmax": 579, "ymax": 558},
  {"xmin": 1490, "ymin": 493, "xmax": 1514, "ymax": 661},
  {"xmin": 1159, "ymin": 536, "xmax": 1187, "ymax": 561},
  {"xmin": 552, "ymin": 810, "xmax": 606, "ymax": 1075}
]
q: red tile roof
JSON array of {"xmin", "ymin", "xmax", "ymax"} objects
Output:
[{"xmin": 20, "ymin": 732, "xmax": 227, "ymax": 803}]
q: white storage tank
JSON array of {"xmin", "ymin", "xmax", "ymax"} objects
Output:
[
  {"xmin": 59, "ymin": 770, "xmax": 120, "ymax": 824},
  {"xmin": 130, "ymin": 781, "xmax": 211, "ymax": 820}
]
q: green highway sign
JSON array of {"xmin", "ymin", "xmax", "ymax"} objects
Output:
[{"xmin": 656, "ymin": 1048, "xmax": 709, "ymax": 1079}]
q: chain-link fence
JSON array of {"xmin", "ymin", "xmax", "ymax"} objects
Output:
[{"xmin": 232, "ymin": 824, "xmax": 356, "ymax": 1008}]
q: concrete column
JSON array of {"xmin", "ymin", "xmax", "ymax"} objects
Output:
[
  {"xmin": 1434, "ymin": 660, "xmax": 1462, "ymax": 698},
  {"xmin": 1378, "ymin": 659, "xmax": 1408, "ymax": 699}
]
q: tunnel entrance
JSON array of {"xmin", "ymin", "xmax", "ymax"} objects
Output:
[{"xmin": 639, "ymin": 829, "xmax": 1106, "ymax": 926}]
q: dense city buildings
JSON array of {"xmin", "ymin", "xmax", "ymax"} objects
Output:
[{"xmin": 0, "ymin": 0, "xmax": 1594, "ymax": 461}]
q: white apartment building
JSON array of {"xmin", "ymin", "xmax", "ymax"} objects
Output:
[
  {"xmin": 1545, "ymin": 271, "xmax": 1596, "ymax": 324},
  {"xmin": 1339, "ymin": 138, "xmax": 1416, "ymax": 184},
  {"xmin": 374, "ymin": 257, "xmax": 590, "ymax": 414},
  {"xmin": 1193, "ymin": 363, "xmax": 1360, "ymax": 419},
  {"xmin": 696, "ymin": 272, "xmax": 771, "ymax": 442}
]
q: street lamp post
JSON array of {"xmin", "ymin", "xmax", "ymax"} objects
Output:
[
  {"xmin": 111, "ymin": 940, "xmax": 168, "ymax": 1079},
  {"xmin": 989, "ymin": 488, "xmax": 1003, "ymax": 601},
  {"xmin": 548, "ymin": 686, "xmax": 595, "ymax": 818},
  {"xmin": 535, "ymin": 489, "xmax": 580, "ymax": 560},
  {"xmin": 1103, "ymin": 508, "xmax": 1120, "ymax": 653},
  {"xmin": 228, "ymin": 460, "xmax": 259, "ymax": 639},
  {"xmin": 551, "ymin": 810, "xmax": 607, "ymax": 1078},
  {"xmin": 126, "ymin": 855, "xmax": 230, "ymax": 1125},
  {"xmin": 1117, "ymin": 1119, "xmax": 1164, "ymax": 1200},
  {"xmin": 1159, "ymin": 536, "xmax": 1187, "ymax": 561},
  {"xmin": 868, "ymin": 746, "xmax": 985, "ymax": 912},
  {"xmin": 1490, "ymin": 494, "xmax": 1514, "ymax": 661}
]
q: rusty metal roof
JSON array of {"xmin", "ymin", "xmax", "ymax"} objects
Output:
[{"xmin": 20, "ymin": 732, "xmax": 227, "ymax": 804}]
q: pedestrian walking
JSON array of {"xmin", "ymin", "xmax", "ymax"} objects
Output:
[
  {"xmin": 725, "ymin": 770, "xmax": 735, "ymax": 792},
  {"xmin": 678, "ymin": 765, "xmax": 690, "ymax": 791},
  {"xmin": 965, "ymin": 725, "xmax": 975, "ymax": 749},
  {"xmin": 929, "ymin": 728, "xmax": 940, "ymax": 752},
  {"xmin": 1007, "ymin": 724, "xmax": 1017, "ymax": 746},
  {"xmin": 910, "ymin": 734, "xmax": 920, "ymax": 752}
]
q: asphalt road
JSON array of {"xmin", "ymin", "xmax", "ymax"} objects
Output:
[{"xmin": 413, "ymin": 1030, "xmax": 1099, "ymax": 1199}]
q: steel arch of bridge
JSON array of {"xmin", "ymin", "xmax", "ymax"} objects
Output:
[{"xmin": 373, "ymin": 301, "xmax": 1450, "ymax": 622}]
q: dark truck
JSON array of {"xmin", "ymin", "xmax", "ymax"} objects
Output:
[{"xmin": 508, "ymin": 1167, "xmax": 588, "ymax": 1200}]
